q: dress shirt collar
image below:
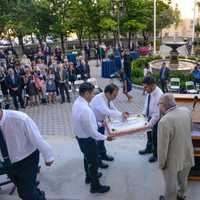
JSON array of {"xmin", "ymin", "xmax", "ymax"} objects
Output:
[
  {"xmin": 78, "ymin": 96, "xmax": 89, "ymax": 106},
  {"xmin": 149, "ymin": 86, "xmax": 158, "ymax": 96},
  {"xmin": 0, "ymin": 110, "xmax": 6, "ymax": 126}
]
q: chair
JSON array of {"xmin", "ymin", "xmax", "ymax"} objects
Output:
[
  {"xmin": 186, "ymin": 81, "xmax": 198, "ymax": 94},
  {"xmin": 168, "ymin": 78, "xmax": 180, "ymax": 93}
]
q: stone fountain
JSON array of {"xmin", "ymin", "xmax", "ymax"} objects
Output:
[
  {"xmin": 162, "ymin": 41, "xmax": 187, "ymax": 67},
  {"xmin": 150, "ymin": 40, "xmax": 197, "ymax": 72}
]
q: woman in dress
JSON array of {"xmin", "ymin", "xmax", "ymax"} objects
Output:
[
  {"xmin": 46, "ymin": 68, "xmax": 56, "ymax": 104},
  {"xmin": 120, "ymin": 71, "xmax": 133, "ymax": 102}
]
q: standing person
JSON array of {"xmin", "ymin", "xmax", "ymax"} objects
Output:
[
  {"xmin": 123, "ymin": 49, "xmax": 132, "ymax": 80},
  {"xmin": 5, "ymin": 68, "xmax": 25, "ymax": 110},
  {"xmin": 46, "ymin": 68, "xmax": 56, "ymax": 104},
  {"xmin": 157, "ymin": 94, "xmax": 194, "ymax": 200},
  {"xmin": 72, "ymin": 82, "xmax": 113, "ymax": 193},
  {"xmin": 138, "ymin": 76, "xmax": 163, "ymax": 163},
  {"xmin": 159, "ymin": 62, "xmax": 170, "ymax": 93},
  {"xmin": 143, "ymin": 63, "xmax": 152, "ymax": 95},
  {"xmin": 120, "ymin": 71, "xmax": 133, "ymax": 102},
  {"xmin": 0, "ymin": 109, "xmax": 54, "ymax": 200},
  {"xmin": 55, "ymin": 64, "xmax": 70, "ymax": 103},
  {"xmin": 90, "ymin": 83, "xmax": 129, "ymax": 167},
  {"xmin": 191, "ymin": 65, "xmax": 200, "ymax": 86}
]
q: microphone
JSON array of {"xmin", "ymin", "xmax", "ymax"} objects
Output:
[{"xmin": 193, "ymin": 96, "xmax": 198, "ymax": 111}]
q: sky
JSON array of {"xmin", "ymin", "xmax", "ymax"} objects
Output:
[{"xmin": 172, "ymin": 0, "xmax": 195, "ymax": 19}]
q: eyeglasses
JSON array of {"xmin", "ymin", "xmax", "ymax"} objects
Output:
[{"xmin": 157, "ymin": 102, "xmax": 164, "ymax": 106}]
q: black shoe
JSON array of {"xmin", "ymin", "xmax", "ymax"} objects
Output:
[
  {"xmin": 98, "ymin": 161, "xmax": 109, "ymax": 169},
  {"xmin": 21, "ymin": 105, "xmax": 26, "ymax": 109},
  {"xmin": 138, "ymin": 148, "xmax": 152, "ymax": 155},
  {"xmin": 149, "ymin": 155, "xmax": 158, "ymax": 163},
  {"xmin": 90, "ymin": 184, "xmax": 110, "ymax": 193},
  {"xmin": 177, "ymin": 195, "xmax": 186, "ymax": 200},
  {"xmin": 100, "ymin": 155, "xmax": 114, "ymax": 162},
  {"xmin": 159, "ymin": 195, "xmax": 166, "ymax": 200},
  {"xmin": 61, "ymin": 101, "xmax": 65, "ymax": 104},
  {"xmin": 67, "ymin": 99, "xmax": 71, "ymax": 103},
  {"xmin": 85, "ymin": 172, "xmax": 103, "ymax": 184}
]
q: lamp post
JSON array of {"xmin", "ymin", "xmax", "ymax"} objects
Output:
[
  {"xmin": 153, "ymin": 0, "xmax": 157, "ymax": 55},
  {"xmin": 192, "ymin": 0, "xmax": 197, "ymax": 55},
  {"xmin": 111, "ymin": 0, "xmax": 124, "ymax": 48}
]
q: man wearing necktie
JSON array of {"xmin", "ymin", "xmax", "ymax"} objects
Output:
[
  {"xmin": 139, "ymin": 76, "xmax": 163, "ymax": 163},
  {"xmin": 5, "ymin": 68, "xmax": 25, "ymax": 110},
  {"xmin": 0, "ymin": 109, "xmax": 54, "ymax": 200}
]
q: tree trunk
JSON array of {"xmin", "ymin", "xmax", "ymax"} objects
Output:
[
  {"xmin": 97, "ymin": 32, "xmax": 101, "ymax": 44},
  {"xmin": 18, "ymin": 34, "xmax": 24, "ymax": 54},
  {"xmin": 128, "ymin": 30, "xmax": 132, "ymax": 50},
  {"xmin": 60, "ymin": 33, "xmax": 65, "ymax": 54},
  {"xmin": 77, "ymin": 32, "xmax": 83, "ymax": 49}
]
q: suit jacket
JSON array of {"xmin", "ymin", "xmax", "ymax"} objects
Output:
[
  {"xmin": 159, "ymin": 67, "xmax": 170, "ymax": 81},
  {"xmin": 5, "ymin": 74, "xmax": 22, "ymax": 95},
  {"xmin": 158, "ymin": 106, "xmax": 194, "ymax": 172},
  {"xmin": 55, "ymin": 69, "xmax": 69, "ymax": 84}
]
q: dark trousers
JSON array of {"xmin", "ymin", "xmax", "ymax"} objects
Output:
[
  {"xmin": 146, "ymin": 123, "xmax": 158, "ymax": 157},
  {"xmin": 8, "ymin": 150, "xmax": 46, "ymax": 200},
  {"xmin": 11, "ymin": 90, "xmax": 24, "ymax": 110},
  {"xmin": 160, "ymin": 80, "xmax": 168, "ymax": 93},
  {"xmin": 59, "ymin": 83, "xmax": 70, "ymax": 102},
  {"xmin": 76, "ymin": 137, "xmax": 99, "ymax": 188},
  {"xmin": 97, "ymin": 126, "xmax": 107, "ymax": 157}
]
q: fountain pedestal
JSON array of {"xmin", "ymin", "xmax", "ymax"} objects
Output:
[{"xmin": 163, "ymin": 41, "xmax": 186, "ymax": 68}]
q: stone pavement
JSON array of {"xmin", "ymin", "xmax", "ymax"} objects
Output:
[{"xmin": 0, "ymin": 60, "xmax": 200, "ymax": 200}]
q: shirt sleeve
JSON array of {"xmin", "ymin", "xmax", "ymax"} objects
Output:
[
  {"xmin": 96, "ymin": 100, "xmax": 122, "ymax": 118},
  {"xmin": 24, "ymin": 116, "xmax": 54, "ymax": 163},
  {"xmin": 80, "ymin": 111, "xmax": 107, "ymax": 141},
  {"xmin": 158, "ymin": 120, "xmax": 170, "ymax": 169}
]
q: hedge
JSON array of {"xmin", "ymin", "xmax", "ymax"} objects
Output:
[{"xmin": 131, "ymin": 56, "xmax": 194, "ymax": 89}]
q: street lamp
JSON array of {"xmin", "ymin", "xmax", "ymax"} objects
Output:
[
  {"xmin": 111, "ymin": 0, "xmax": 124, "ymax": 48},
  {"xmin": 153, "ymin": 0, "xmax": 157, "ymax": 55},
  {"xmin": 192, "ymin": 0, "xmax": 197, "ymax": 55}
]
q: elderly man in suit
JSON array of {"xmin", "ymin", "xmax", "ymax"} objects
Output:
[
  {"xmin": 157, "ymin": 94, "xmax": 194, "ymax": 200},
  {"xmin": 5, "ymin": 68, "xmax": 25, "ymax": 110},
  {"xmin": 55, "ymin": 63, "xmax": 70, "ymax": 103}
]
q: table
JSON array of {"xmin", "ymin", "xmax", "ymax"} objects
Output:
[
  {"xmin": 189, "ymin": 131, "xmax": 200, "ymax": 180},
  {"xmin": 172, "ymin": 93, "xmax": 200, "ymax": 103},
  {"xmin": 129, "ymin": 51, "xmax": 140, "ymax": 60},
  {"xmin": 66, "ymin": 53, "xmax": 77, "ymax": 64},
  {"xmin": 105, "ymin": 114, "xmax": 147, "ymax": 137},
  {"xmin": 114, "ymin": 56, "xmax": 122, "ymax": 71},
  {"xmin": 101, "ymin": 60, "xmax": 117, "ymax": 78}
]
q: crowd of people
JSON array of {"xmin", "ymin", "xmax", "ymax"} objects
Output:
[{"xmin": 0, "ymin": 44, "xmax": 91, "ymax": 110}]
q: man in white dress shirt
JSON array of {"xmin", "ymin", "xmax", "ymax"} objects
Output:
[
  {"xmin": 90, "ymin": 83, "xmax": 129, "ymax": 166},
  {"xmin": 0, "ymin": 109, "xmax": 54, "ymax": 200},
  {"xmin": 139, "ymin": 76, "xmax": 163, "ymax": 163},
  {"xmin": 72, "ymin": 82, "xmax": 113, "ymax": 193}
]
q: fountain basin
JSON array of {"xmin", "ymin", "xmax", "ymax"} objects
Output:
[{"xmin": 149, "ymin": 59, "xmax": 197, "ymax": 72}]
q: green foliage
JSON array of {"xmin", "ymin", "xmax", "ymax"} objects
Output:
[{"xmin": 187, "ymin": 56, "xmax": 197, "ymax": 61}]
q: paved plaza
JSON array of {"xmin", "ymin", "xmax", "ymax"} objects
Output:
[{"xmin": 0, "ymin": 60, "xmax": 200, "ymax": 200}]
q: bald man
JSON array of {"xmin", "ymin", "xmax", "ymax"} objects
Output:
[{"xmin": 157, "ymin": 94, "xmax": 194, "ymax": 200}]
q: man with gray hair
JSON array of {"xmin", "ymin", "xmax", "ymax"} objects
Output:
[{"xmin": 157, "ymin": 94, "xmax": 194, "ymax": 200}]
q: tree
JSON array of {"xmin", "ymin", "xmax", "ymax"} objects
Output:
[
  {"xmin": 4, "ymin": 0, "xmax": 35, "ymax": 53},
  {"xmin": 49, "ymin": 0, "xmax": 71, "ymax": 53}
]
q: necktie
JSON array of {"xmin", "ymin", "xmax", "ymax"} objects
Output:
[
  {"xmin": 108, "ymin": 101, "xmax": 111, "ymax": 109},
  {"xmin": 146, "ymin": 94, "xmax": 151, "ymax": 119},
  {"xmin": 0, "ymin": 128, "xmax": 11, "ymax": 166}
]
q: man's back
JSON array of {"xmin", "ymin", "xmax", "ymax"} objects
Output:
[{"xmin": 158, "ymin": 106, "xmax": 194, "ymax": 171}]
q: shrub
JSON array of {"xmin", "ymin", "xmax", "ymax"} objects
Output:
[
  {"xmin": 131, "ymin": 67, "xmax": 144, "ymax": 78},
  {"xmin": 187, "ymin": 55, "xmax": 197, "ymax": 61}
]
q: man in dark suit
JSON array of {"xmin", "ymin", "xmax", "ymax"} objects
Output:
[
  {"xmin": 79, "ymin": 60, "xmax": 90, "ymax": 80},
  {"xmin": 55, "ymin": 63, "xmax": 70, "ymax": 103},
  {"xmin": 5, "ymin": 68, "xmax": 25, "ymax": 110},
  {"xmin": 159, "ymin": 62, "xmax": 170, "ymax": 93}
]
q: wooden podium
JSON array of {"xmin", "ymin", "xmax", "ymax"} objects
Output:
[{"xmin": 172, "ymin": 93, "xmax": 200, "ymax": 180}]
